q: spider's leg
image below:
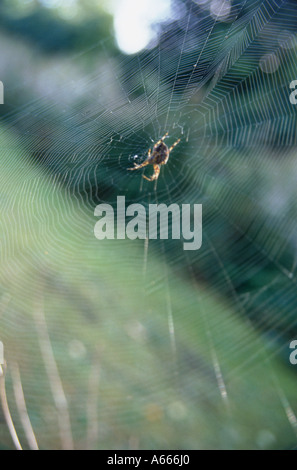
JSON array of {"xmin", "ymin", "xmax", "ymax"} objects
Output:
[
  {"xmin": 127, "ymin": 158, "xmax": 150, "ymax": 171},
  {"xmin": 168, "ymin": 138, "xmax": 181, "ymax": 153},
  {"xmin": 128, "ymin": 148, "xmax": 152, "ymax": 171},
  {"xmin": 155, "ymin": 132, "xmax": 169, "ymax": 147},
  {"xmin": 143, "ymin": 164, "xmax": 160, "ymax": 182}
]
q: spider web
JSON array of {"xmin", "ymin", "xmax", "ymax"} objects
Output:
[{"xmin": 1, "ymin": 0, "xmax": 297, "ymax": 450}]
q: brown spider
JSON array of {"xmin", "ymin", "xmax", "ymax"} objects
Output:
[{"xmin": 128, "ymin": 132, "xmax": 181, "ymax": 181}]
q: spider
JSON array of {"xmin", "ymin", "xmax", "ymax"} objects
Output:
[{"xmin": 128, "ymin": 132, "xmax": 181, "ymax": 181}]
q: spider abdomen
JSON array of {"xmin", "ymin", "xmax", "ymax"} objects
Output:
[{"xmin": 153, "ymin": 143, "xmax": 169, "ymax": 165}]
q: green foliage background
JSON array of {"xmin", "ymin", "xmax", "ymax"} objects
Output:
[{"xmin": 0, "ymin": 0, "xmax": 297, "ymax": 450}]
